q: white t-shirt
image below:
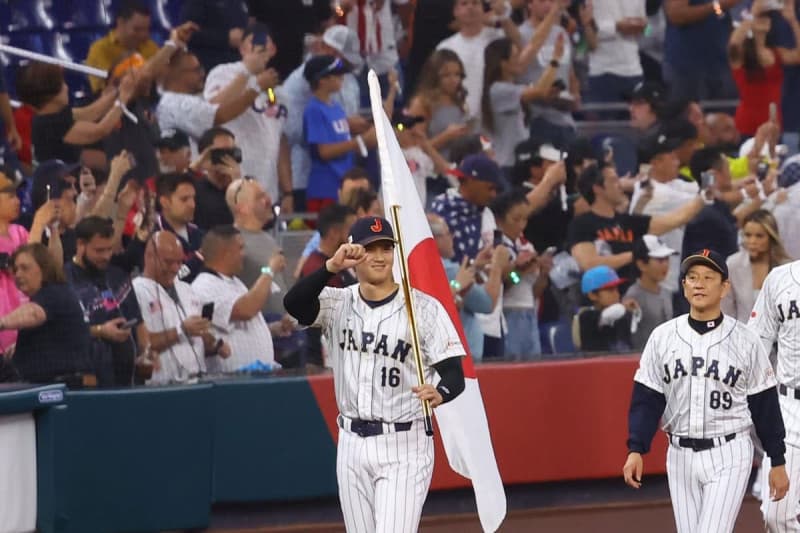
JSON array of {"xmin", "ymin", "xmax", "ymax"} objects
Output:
[
  {"xmin": 437, "ymin": 27, "xmax": 504, "ymax": 127},
  {"xmin": 191, "ymin": 272, "xmax": 275, "ymax": 372},
  {"xmin": 204, "ymin": 61, "xmax": 286, "ymax": 202},
  {"xmin": 590, "ymin": 0, "xmax": 645, "ymax": 77},
  {"xmin": 133, "ymin": 277, "xmax": 207, "ymax": 385},
  {"xmin": 629, "ymin": 178, "xmax": 698, "ymax": 293},
  {"xmin": 156, "ymin": 91, "xmax": 219, "ymax": 157},
  {"xmin": 502, "ymin": 235, "xmax": 538, "ymax": 309}
]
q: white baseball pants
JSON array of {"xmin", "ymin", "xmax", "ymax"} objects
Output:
[{"xmin": 336, "ymin": 421, "xmax": 433, "ymax": 532}]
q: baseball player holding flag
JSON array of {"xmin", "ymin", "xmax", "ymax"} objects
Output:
[
  {"xmin": 623, "ymin": 249, "xmax": 789, "ymax": 533},
  {"xmin": 284, "ymin": 71, "xmax": 506, "ymax": 532}
]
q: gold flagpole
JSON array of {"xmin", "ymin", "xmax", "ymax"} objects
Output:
[
  {"xmin": 389, "ymin": 204, "xmax": 434, "ymax": 437},
  {"xmin": 365, "ymin": 69, "xmax": 433, "ymax": 437}
]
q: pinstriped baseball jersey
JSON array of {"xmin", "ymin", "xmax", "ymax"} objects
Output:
[
  {"xmin": 635, "ymin": 314, "xmax": 776, "ymax": 438},
  {"xmin": 313, "ymin": 284, "xmax": 465, "ymax": 423},
  {"xmin": 750, "ymin": 261, "xmax": 800, "ymax": 390}
]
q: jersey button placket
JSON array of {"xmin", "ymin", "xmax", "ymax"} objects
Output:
[
  {"xmin": 356, "ymin": 321, "xmax": 375, "ymax": 419},
  {"xmin": 688, "ymin": 337, "xmax": 708, "ymax": 437}
]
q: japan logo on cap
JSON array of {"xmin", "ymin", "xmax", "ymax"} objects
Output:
[{"xmin": 370, "ymin": 218, "xmax": 382, "ymax": 233}]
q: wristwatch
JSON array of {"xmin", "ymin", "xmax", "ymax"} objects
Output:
[{"xmin": 261, "ymin": 265, "xmax": 274, "ymax": 277}]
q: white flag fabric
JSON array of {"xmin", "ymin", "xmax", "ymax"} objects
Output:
[{"xmin": 367, "ymin": 70, "xmax": 506, "ymax": 532}]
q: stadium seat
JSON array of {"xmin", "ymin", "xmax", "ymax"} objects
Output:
[
  {"xmin": 60, "ymin": 30, "xmax": 103, "ymax": 63},
  {"xmin": 163, "ymin": 0, "xmax": 182, "ymax": 26},
  {"xmin": 67, "ymin": 0, "xmax": 112, "ymax": 29},
  {"xmin": 591, "ymin": 133, "xmax": 639, "ymax": 177},
  {"xmin": 7, "ymin": 0, "xmax": 54, "ymax": 32},
  {"xmin": 6, "ymin": 32, "xmax": 50, "ymax": 61},
  {"xmin": 149, "ymin": 0, "xmax": 175, "ymax": 31},
  {"xmin": 546, "ymin": 321, "xmax": 576, "ymax": 356}
]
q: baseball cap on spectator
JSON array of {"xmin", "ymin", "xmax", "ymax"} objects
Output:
[
  {"xmin": 454, "ymin": 154, "xmax": 503, "ymax": 186},
  {"xmin": 322, "ymin": 25, "xmax": 363, "ymax": 71},
  {"xmin": 681, "ymin": 249, "xmax": 729, "ymax": 280},
  {"xmin": 779, "ymin": 154, "xmax": 800, "ymax": 188},
  {"xmin": 304, "ymin": 55, "xmax": 349, "ymax": 84},
  {"xmin": 0, "ymin": 165, "xmax": 23, "ymax": 194},
  {"xmin": 392, "ymin": 110, "xmax": 424, "ymax": 131},
  {"xmin": 639, "ymin": 132, "xmax": 682, "ymax": 163},
  {"xmin": 512, "ymin": 139, "xmax": 543, "ymax": 183},
  {"xmin": 628, "ymin": 81, "xmax": 665, "ymax": 108},
  {"xmin": 243, "ymin": 22, "xmax": 271, "ymax": 45},
  {"xmin": 581, "ymin": 265, "xmax": 626, "ymax": 294},
  {"xmin": 662, "ymin": 118, "xmax": 698, "ymax": 144},
  {"xmin": 633, "ymin": 235, "xmax": 676, "ymax": 262},
  {"xmin": 31, "ymin": 160, "xmax": 78, "ymax": 209},
  {"xmin": 348, "ymin": 216, "xmax": 396, "ymax": 246},
  {"xmin": 154, "ymin": 129, "xmax": 190, "ymax": 151}
]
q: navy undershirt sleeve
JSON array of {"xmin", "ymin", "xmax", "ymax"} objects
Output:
[
  {"xmin": 748, "ymin": 387, "xmax": 786, "ymax": 467},
  {"xmin": 627, "ymin": 381, "xmax": 667, "ymax": 454}
]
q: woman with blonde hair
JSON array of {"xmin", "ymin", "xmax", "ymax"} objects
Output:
[
  {"xmin": 723, "ymin": 209, "xmax": 791, "ymax": 322},
  {"xmin": 407, "ymin": 49, "xmax": 472, "ymax": 159}
]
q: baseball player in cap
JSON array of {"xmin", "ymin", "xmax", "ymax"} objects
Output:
[
  {"xmin": 284, "ymin": 216, "xmax": 466, "ymax": 532},
  {"xmin": 624, "ymin": 248, "xmax": 789, "ymax": 533},
  {"xmin": 749, "ymin": 252, "xmax": 800, "ymax": 531}
]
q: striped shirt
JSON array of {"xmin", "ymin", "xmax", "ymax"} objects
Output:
[
  {"xmin": 133, "ymin": 277, "xmax": 206, "ymax": 384},
  {"xmin": 635, "ymin": 314, "xmax": 775, "ymax": 439},
  {"xmin": 314, "ymin": 285, "xmax": 464, "ymax": 423}
]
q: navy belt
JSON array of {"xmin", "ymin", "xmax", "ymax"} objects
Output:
[
  {"xmin": 669, "ymin": 432, "xmax": 736, "ymax": 452},
  {"xmin": 337, "ymin": 415, "xmax": 413, "ymax": 438},
  {"xmin": 779, "ymin": 384, "xmax": 800, "ymax": 400}
]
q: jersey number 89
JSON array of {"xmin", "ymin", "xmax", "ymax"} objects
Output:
[{"xmin": 709, "ymin": 390, "xmax": 733, "ymax": 410}]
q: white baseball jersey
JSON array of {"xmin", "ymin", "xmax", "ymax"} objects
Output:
[
  {"xmin": 749, "ymin": 261, "xmax": 800, "ymax": 532},
  {"xmin": 635, "ymin": 314, "xmax": 776, "ymax": 439},
  {"xmin": 635, "ymin": 314, "xmax": 775, "ymax": 533},
  {"xmin": 133, "ymin": 277, "xmax": 207, "ymax": 384},
  {"xmin": 203, "ymin": 61, "xmax": 285, "ymax": 202},
  {"xmin": 313, "ymin": 284, "xmax": 465, "ymax": 423},
  {"xmin": 191, "ymin": 272, "xmax": 275, "ymax": 372}
]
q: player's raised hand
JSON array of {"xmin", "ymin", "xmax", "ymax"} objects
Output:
[
  {"xmin": 326, "ymin": 243, "xmax": 366, "ymax": 273},
  {"xmin": 623, "ymin": 452, "xmax": 643, "ymax": 489},
  {"xmin": 769, "ymin": 465, "xmax": 790, "ymax": 501}
]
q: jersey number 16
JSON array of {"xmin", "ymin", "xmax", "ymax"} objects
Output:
[{"xmin": 381, "ymin": 366, "xmax": 400, "ymax": 388}]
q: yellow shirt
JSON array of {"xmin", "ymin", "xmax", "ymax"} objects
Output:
[
  {"xmin": 85, "ymin": 30, "xmax": 159, "ymax": 92},
  {"xmin": 679, "ymin": 155, "xmax": 752, "ymax": 182}
]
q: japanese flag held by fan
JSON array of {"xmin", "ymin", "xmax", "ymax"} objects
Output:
[{"xmin": 367, "ymin": 70, "xmax": 506, "ymax": 532}]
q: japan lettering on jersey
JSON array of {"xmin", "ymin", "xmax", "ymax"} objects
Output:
[
  {"xmin": 313, "ymin": 285, "xmax": 464, "ymax": 423},
  {"xmin": 634, "ymin": 315, "xmax": 776, "ymax": 439},
  {"xmin": 749, "ymin": 261, "xmax": 800, "ymax": 389}
]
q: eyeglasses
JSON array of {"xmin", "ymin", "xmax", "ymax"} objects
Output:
[{"xmin": 233, "ymin": 176, "xmax": 255, "ymax": 205}]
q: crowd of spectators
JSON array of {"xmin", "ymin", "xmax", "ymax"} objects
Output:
[{"xmin": 0, "ymin": 0, "xmax": 799, "ymax": 387}]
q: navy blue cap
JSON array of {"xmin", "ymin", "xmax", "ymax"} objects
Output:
[
  {"xmin": 681, "ymin": 249, "xmax": 729, "ymax": 280},
  {"xmin": 628, "ymin": 81, "xmax": 665, "ymax": 107},
  {"xmin": 348, "ymin": 216, "xmax": 396, "ymax": 246},
  {"xmin": 31, "ymin": 160, "xmax": 79, "ymax": 209},
  {"xmin": 303, "ymin": 55, "xmax": 349, "ymax": 84},
  {"xmin": 457, "ymin": 154, "xmax": 502, "ymax": 185}
]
